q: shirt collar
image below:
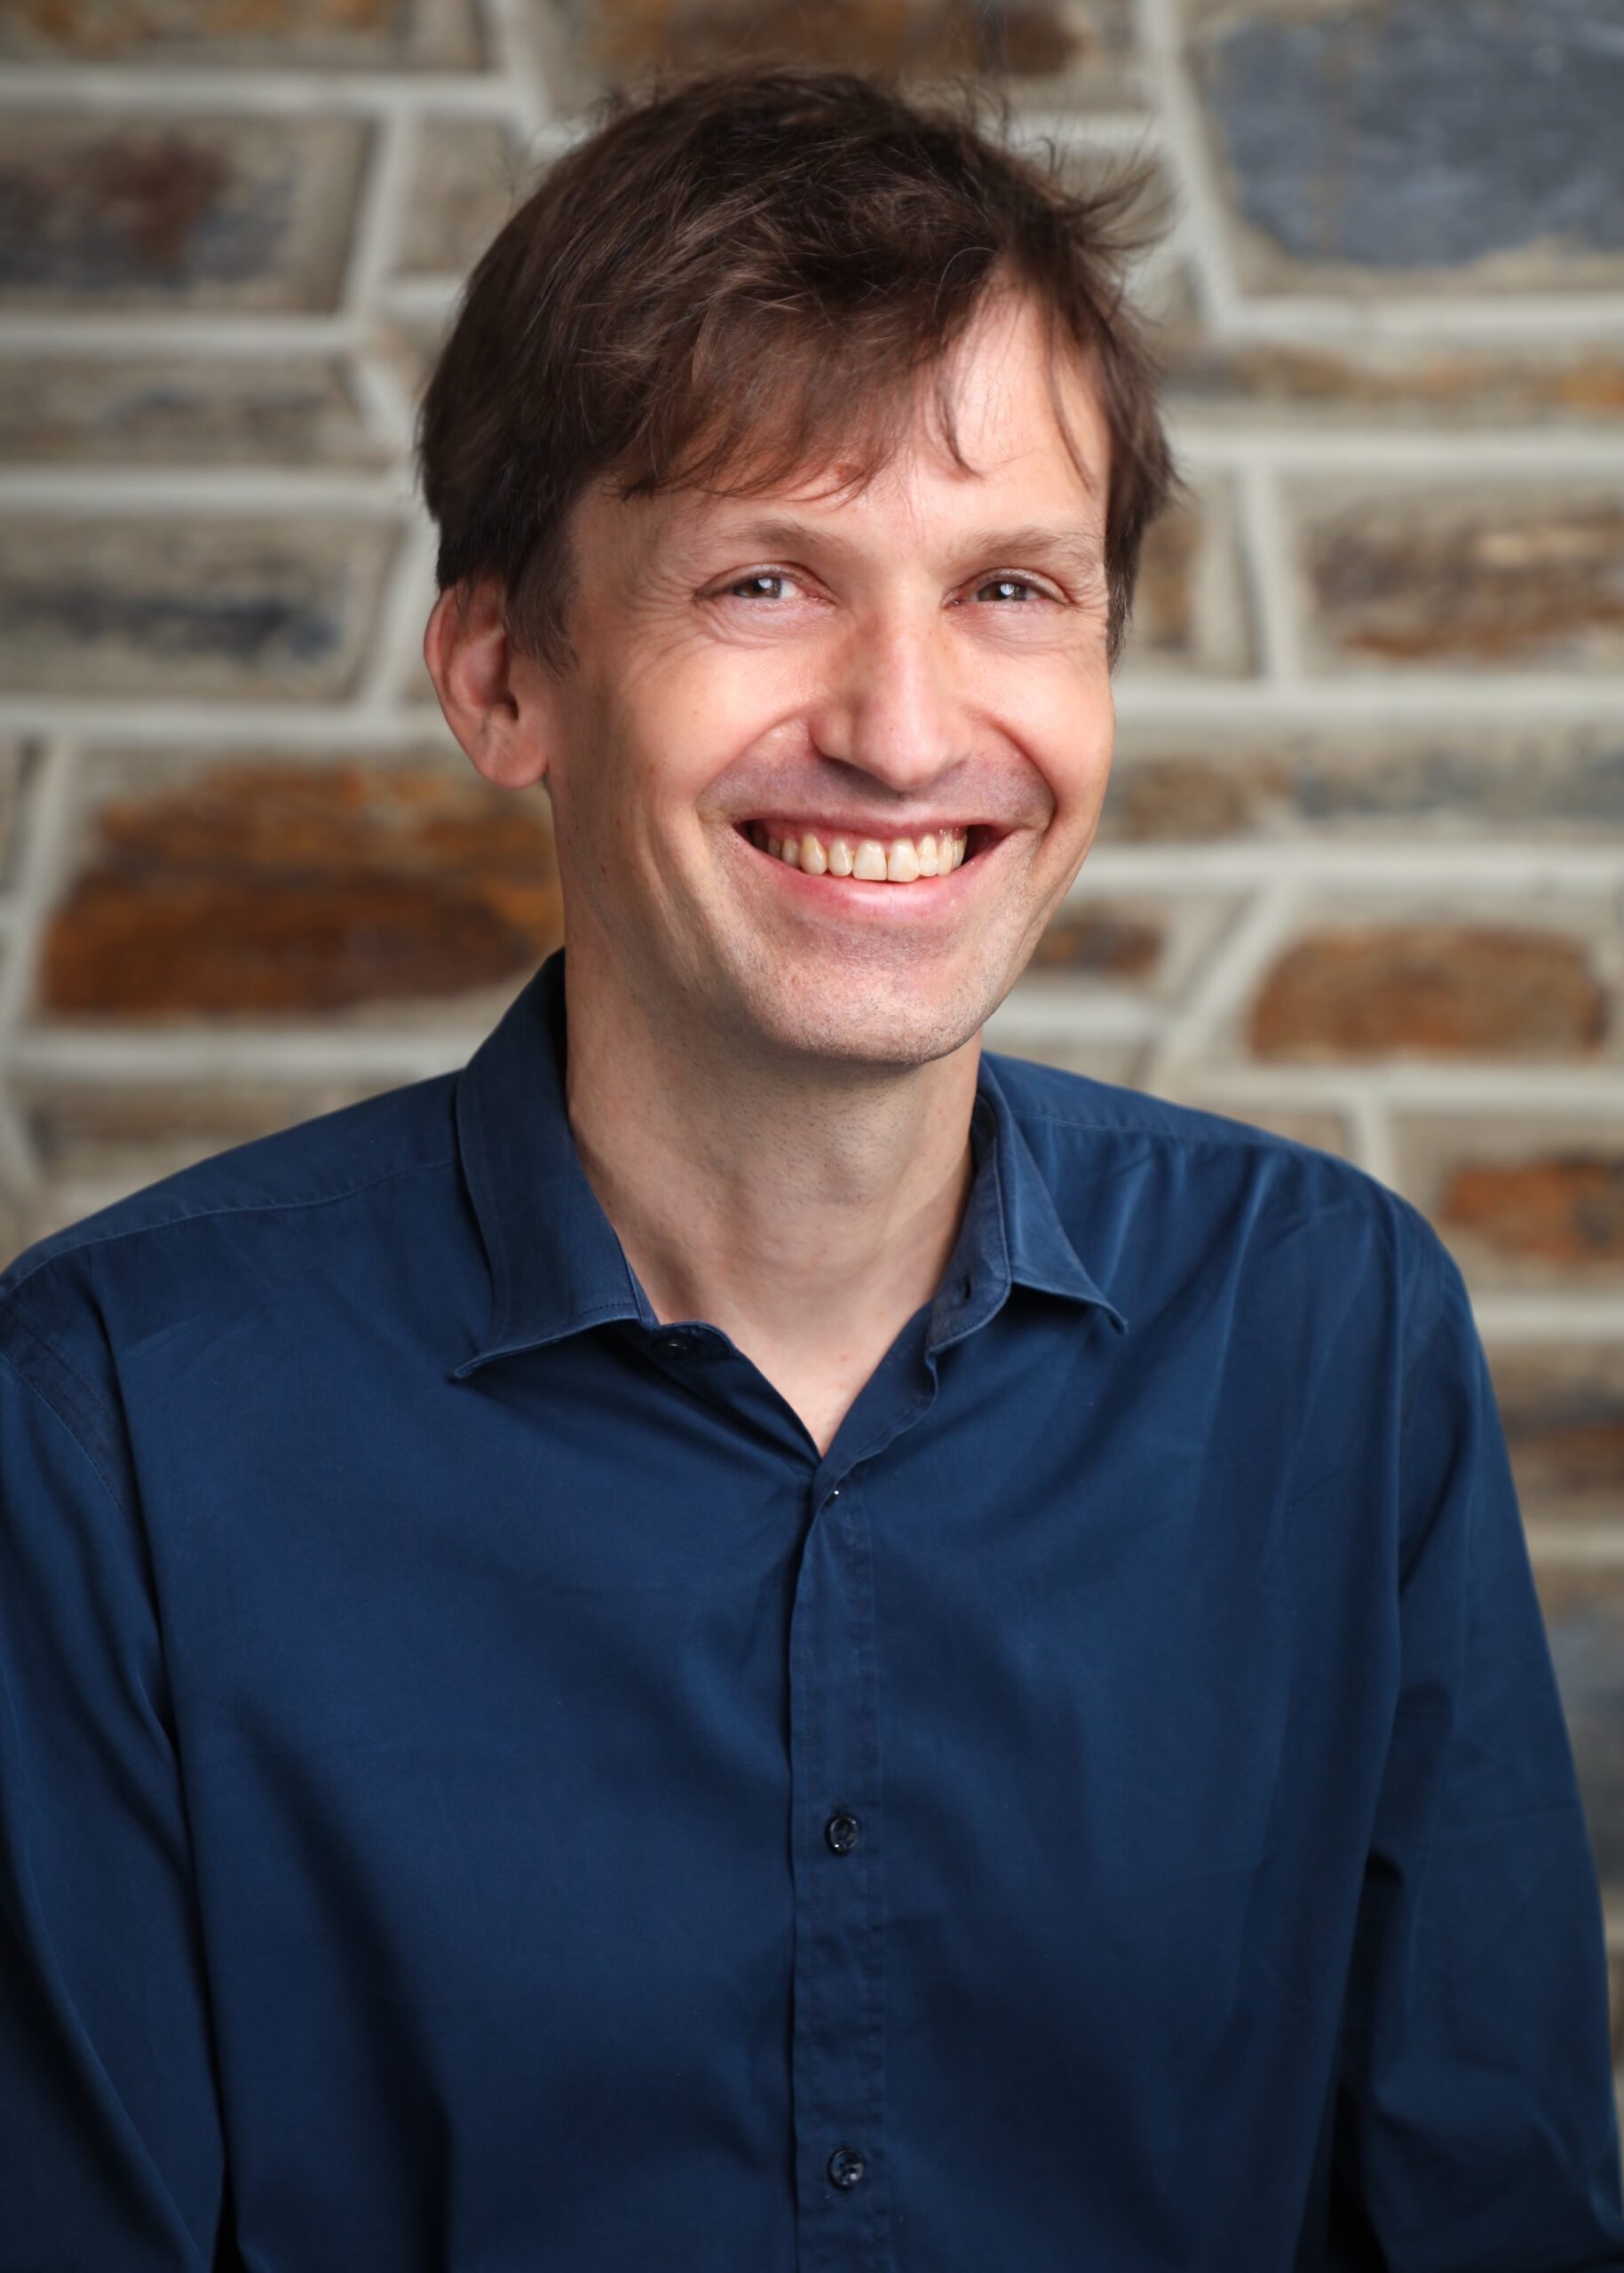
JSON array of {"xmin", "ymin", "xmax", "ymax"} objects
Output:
[{"xmin": 450, "ymin": 950, "xmax": 1124, "ymax": 1381}]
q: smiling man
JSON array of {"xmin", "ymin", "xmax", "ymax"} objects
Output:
[
  {"xmin": 424, "ymin": 263, "xmax": 1125, "ymax": 1454},
  {"xmin": 2, "ymin": 65, "xmax": 1622, "ymax": 2273}
]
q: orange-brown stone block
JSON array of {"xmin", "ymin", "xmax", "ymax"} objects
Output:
[
  {"xmin": 1438, "ymin": 1154, "xmax": 1624, "ymax": 1268},
  {"xmin": 1027, "ymin": 903, "xmax": 1162, "ymax": 979},
  {"xmin": 533, "ymin": 0, "xmax": 1141, "ymax": 107},
  {"xmin": 1249, "ymin": 925, "xmax": 1608, "ymax": 1059},
  {"xmin": 1492, "ymin": 1348, "xmax": 1624, "ymax": 1520},
  {"xmin": 39, "ymin": 758, "xmax": 564, "ymax": 1018},
  {"xmin": 0, "ymin": 0, "xmax": 480, "ymax": 67}
]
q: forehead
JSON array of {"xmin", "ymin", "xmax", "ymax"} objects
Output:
[
  {"xmin": 582, "ymin": 289, "xmax": 1110, "ymax": 566},
  {"xmin": 919, "ymin": 287, "xmax": 1110, "ymax": 492}
]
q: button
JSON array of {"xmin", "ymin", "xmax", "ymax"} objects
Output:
[
  {"xmin": 827, "ymin": 2145, "xmax": 866, "ymax": 2189},
  {"xmin": 824, "ymin": 1811, "xmax": 860, "ymax": 1855},
  {"xmin": 651, "ymin": 1327, "xmax": 727, "ymax": 1364}
]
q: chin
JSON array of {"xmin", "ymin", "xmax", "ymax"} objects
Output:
[{"xmin": 737, "ymin": 972, "xmax": 996, "ymax": 1073}]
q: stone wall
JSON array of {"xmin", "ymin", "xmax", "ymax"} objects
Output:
[{"xmin": 2, "ymin": 0, "xmax": 1621, "ymax": 2096}]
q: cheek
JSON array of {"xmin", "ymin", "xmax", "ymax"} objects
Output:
[
  {"xmin": 1010, "ymin": 675, "xmax": 1114, "ymax": 832},
  {"xmin": 553, "ymin": 662, "xmax": 766, "ymax": 878},
  {"xmin": 627, "ymin": 654, "xmax": 801, "ymax": 826}
]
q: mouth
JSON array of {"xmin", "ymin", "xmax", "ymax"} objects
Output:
[{"xmin": 735, "ymin": 819, "xmax": 999, "ymax": 884}]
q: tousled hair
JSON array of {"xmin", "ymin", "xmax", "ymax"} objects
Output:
[{"xmin": 418, "ymin": 64, "xmax": 1177, "ymax": 667}]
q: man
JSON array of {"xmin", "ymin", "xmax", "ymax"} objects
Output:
[{"xmin": 1, "ymin": 64, "xmax": 1620, "ymax": 2273}]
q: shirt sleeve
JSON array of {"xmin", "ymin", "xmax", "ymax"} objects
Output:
[
  {"xmin": 1328, "ymin": 1232, "xmax": 1624, "ymax": 2269},
  {"xmin": 0, "ymin": 1335, "xmax": 230, "ymax": 2272}
]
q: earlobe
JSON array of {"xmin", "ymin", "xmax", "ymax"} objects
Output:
[{"xmin": 424, "ymin": 581, "xmax": 551, "ymax": 792}]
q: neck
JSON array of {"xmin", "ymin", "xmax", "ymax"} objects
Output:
[{"xmin": 562, "ymin": 955, "xmax": 980, "ymax": 1454}]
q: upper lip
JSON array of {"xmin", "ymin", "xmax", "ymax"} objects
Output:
[{"xmin": 739, "ymin": 816, "xmax": 1001, "ymax": 837}]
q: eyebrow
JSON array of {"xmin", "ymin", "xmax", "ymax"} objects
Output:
[
  {"xmin": 701, "ymin": 516, "xmax": 1106, "ymax": 582},
  {"xmin": 957, "ymin": 523, "xmax": 1106, "ymax": 582}
]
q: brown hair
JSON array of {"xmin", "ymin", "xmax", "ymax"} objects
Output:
[{"xmin": 418, "ymin": 64, "xmax": 1176, "ymax": 668}]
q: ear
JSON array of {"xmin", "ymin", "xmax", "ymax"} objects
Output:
[{"xmin": 424, "ymin": 578, "xmax": 551, "ymax": 791}]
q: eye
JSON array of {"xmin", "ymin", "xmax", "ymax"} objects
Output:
[
  {"xmin": 717, "ymin": 569, "xmax": 802, "ymax": 602},
  {"xmin": 970, "ymin": 574, "xmax": 1051, "ymax": 606}
]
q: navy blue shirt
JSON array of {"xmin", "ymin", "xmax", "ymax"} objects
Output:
[{"xmin": 2, "ymin": 948, "xmax": 1620, "ymax": 2272}]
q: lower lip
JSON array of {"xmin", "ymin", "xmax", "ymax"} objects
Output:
[{"xmin": 734, "ymin": 831, "xmax": 994, "ymax": 918}]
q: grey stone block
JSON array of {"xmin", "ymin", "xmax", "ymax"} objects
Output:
[
  {"xmin": 1196, "ymin": 0, "xmax": 1624, "ymax": 289},
  {"xmin": 0, "ymin": 357, "xmax": 388, "ymax": 465},
  {"xmin": 0, "ymin": 519, "xmax": 400, "ymax": 699}
]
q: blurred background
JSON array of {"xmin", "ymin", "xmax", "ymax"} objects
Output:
[{"xmin": 0, "ymin": 0, "xmax": 1620, "ymax": 2099}]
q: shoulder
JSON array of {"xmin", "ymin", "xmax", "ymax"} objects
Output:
[
  {"xmin": 0, "ymin": 1073, "xmax": 461, "ymax": 1457},
  {"xmin": 985, "ymin": 1049, "xmax": 1453, "ymax": 1317},
  {"xmin": 2, "ymin": 1071, "xmax": 459, "ymax": 1303}
]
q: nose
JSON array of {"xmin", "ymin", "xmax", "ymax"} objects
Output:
[{"xmin": 804, "ymin": 602, "xmax": 971, "ymax": 794}]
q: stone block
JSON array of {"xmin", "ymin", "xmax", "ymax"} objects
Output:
[
  {"xmin": 527, "ymin": 0, "xmax": 1145, "ymax": 112},
  {"xmin": 0, "ymin": 115, "xmax": 368, "ymax": 313},
  {"xmin": 1099, "ymin": 742, "xmax": 1271, "ymax": 843},
  {"xmin": 0, "ymin": 0, "xmax": 481, "ymax": 67},
  {"xmin": 1101, "ymin": 725, "xmax": 1624, "ymax": 844},
  {"xmin": 1529, "ymin": 1567, "xmax": 1624, "ymax": 1899},
  {"xmin": 0, "ymin": 519, "xmax": 398, "ymax": 701},
  {"xmin": 1396, "ymin": 1117, "xmax": 1624, "ymax": 1289},
  {"xmin": 1485, "ymin": 1346, "xmax": 1624, "ymax": 1531},
  {"xmin": 1027, "ymin": 900, "xmax": 1162, "ymax": 980},
  {"xmin": 15, "ymin": 1077, "xmax": 415, "ymax": 1216},
  {"xmin": 35, "ymin": 748, "xmax": 563, "ymax": 1019},
  {"xmin": 1117, "ymin": 477, "xmax": 1254, "ymax": 677},
  {"xmin": 1295, "ymin": 486, "xmax": 1624, "ymax": 672},
  {"xmin": 398, "ymin": 120, "xmax": 529, "ymax": 279},
  {"xmin": 1015, "ymin": 889, "xmax": 1238, "ymax": 1010},
  {"xmin": 1190, "ymin": 0, "xmax": 1624, "ymax": 294},
  {"xmin": 1153, "ymin": 268, "xmax": 1624, "ymax": 427},
  {"xmin": 0, "ymin": 356, "xmax": 386, "ymax": 467},
  {"xmin": 1248, "ymin": 916, "xmax": 1612, "ymax": 1061}
]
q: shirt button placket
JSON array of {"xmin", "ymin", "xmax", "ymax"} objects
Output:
[{"xmin": 787, "ymin": 1473, "xmax": 890, "ymax": 2267}]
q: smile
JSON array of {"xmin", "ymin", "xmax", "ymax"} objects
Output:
[{"xmin": 741, "ymin": 820, "xmax": 974, "ymax": 883}]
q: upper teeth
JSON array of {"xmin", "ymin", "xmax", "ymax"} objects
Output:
[{"xmin": 749, "ymin": 825, "xmax": 970, "ymax": 881}]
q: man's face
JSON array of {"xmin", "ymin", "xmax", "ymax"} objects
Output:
[{"xmin": 529, "ymin": 289, "xmax": 1118, "ymax": 1072}]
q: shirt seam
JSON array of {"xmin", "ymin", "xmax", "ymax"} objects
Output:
[
  {"xmin": 0, "ymin": 1284, "xmax": 126, "ymax": 1461},
  {"xmin": 0, "ymin": 1338, "xmax": 135, "ymax": 1524},
  {"xmin": 1006, "ymin": 1104, "xmax": 1352, "ymax": 1154},
  {"xmin": 0, "ymin": 1152, "xmax": 458, "ymax": 1309}
]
